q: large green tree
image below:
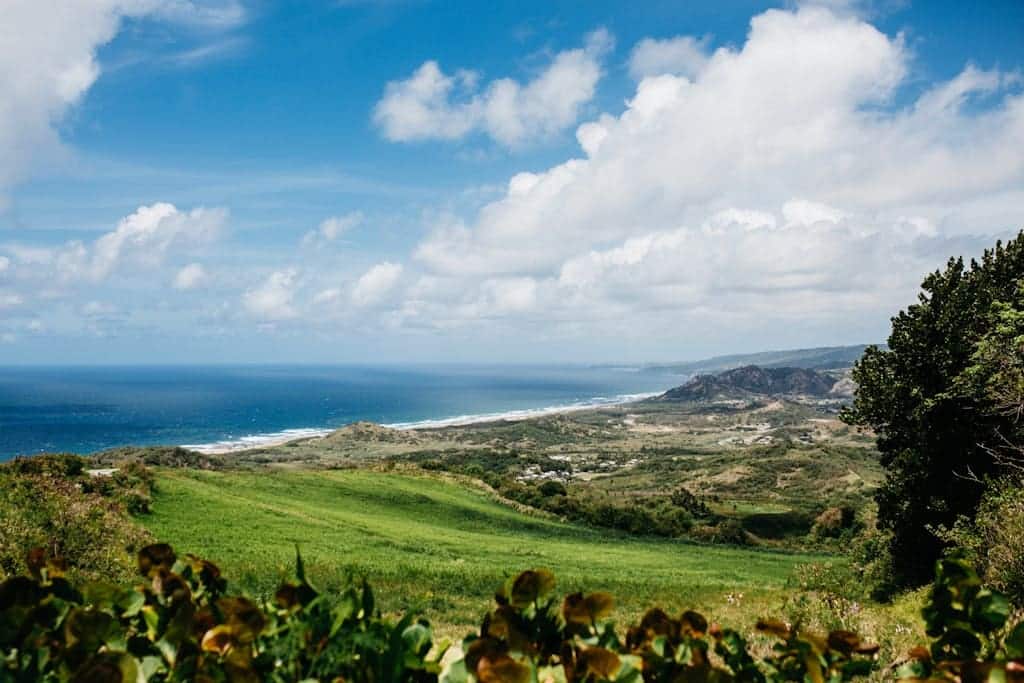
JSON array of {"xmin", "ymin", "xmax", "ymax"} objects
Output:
[{"xmin": 843, "ymin": 232, "xmax": 1024, "ymax": 587}]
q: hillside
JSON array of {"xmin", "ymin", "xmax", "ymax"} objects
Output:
[
  {"xmin": 644, "ymin": 344, "xmax": 879, "ymax": 375},
  {"xmin": 655, "ymin": 365, "xmax": 841, "ymax": 402},
  {"xmin": 145, "ymin": 468, "xmax": 824, "ymax": 632}
]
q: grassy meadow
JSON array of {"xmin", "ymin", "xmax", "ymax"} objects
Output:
[{"xmin": 144, "ymin": 467, "xmax": 835, "ymax": 636}]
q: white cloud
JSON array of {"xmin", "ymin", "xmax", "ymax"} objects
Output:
[
  {"xmin": 352, "ymin": 262, "xmax": 403, "ymax": 307},
  {"xmin": 58, "ymin": 202, "xmax": 226, "ymax": 281},
  {"xmin": 373, "ymin": 29, "xmax": 613, "ymax": 147},
  {"xmin": 628, "ymin": 35, "xmax": 710, "ymax": 81},
  {"xmin": 173, "ymin": 262, "xmax": 207, "ymax": 290},
  {"xmin": 0, "ymin": 293, "xmax": 24, "ymax": 309},
  {"xmin": 0, "ymin": 0, "xmax": 246, "ymax": 207},
  {"xmin": 244, "ymin": 269, "xmax": 298, "ymax": 320},
  {"xmin": 82, "ymin": 300, "xmax": 117, "ymax": 317},
  {"xmin": 301, "ymin": 212, "xmax": 363, "ymax": 247},
  {"xmin": 313, "ymin": 287, "xmax": 341, "ymax": 305},
  {"xmin": 397, "ymin": 6, "xmax": 1024, "ymax": 338}
]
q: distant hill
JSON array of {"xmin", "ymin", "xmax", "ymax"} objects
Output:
[
  {"xmin": 655, "ymin": 365, "xmax": 843, "ymax": 402},
  {"xmin": 644, "ymin": 344, "xmax": 880, "ymax": 376}
]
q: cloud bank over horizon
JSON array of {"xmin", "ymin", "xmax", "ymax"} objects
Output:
[{"xmin": 1, "ymin": 2, "xmax": 1022, "ymax": 361}]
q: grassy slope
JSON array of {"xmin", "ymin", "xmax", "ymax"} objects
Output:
[{"xmin": 146, "ymin": 468, "xmax": 825, "ymax": 632}]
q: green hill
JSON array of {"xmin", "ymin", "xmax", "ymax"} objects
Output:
[
  {"xmin": 144, "ymin": 468, "xmax": 824, "ymax": 632},
  {"xmin": 644, "ymin": 344, "xmax": 880, "ymax": 375}
]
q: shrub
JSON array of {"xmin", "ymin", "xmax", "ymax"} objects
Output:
[
  {"xmin": 939, "ymin": 480, "xmax": 1024, "ymax": 607},
  {"xmin": 0, "ymin": 544, "xmax": 442, "ymax": 682},
  {"xmin": 538, "ymin": 480, "xmax": 568, "ymax": 497},
  {"xmin": 3, "ymin": 542, "xmax": 1022, "ymax": 682},
  {"xmin": 0, "ymin": 455, "xmax": 153, "ymax": 582},
  {"xmin": 812, "ymin": 506, "xmax": 857, "ymax": 539}
]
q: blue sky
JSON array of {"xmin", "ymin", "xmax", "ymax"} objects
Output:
[{"xmin": 1, "ymin": 0, "xmax": 1023, "ymax": 364}]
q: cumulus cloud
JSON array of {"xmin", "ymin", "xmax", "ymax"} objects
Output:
[
  {"xmin": 243, "ymin": 269, "xmax": 299, "ymax": 320},
  {"xmin": 0, "ymin": 0, "xmax": 246, "ymax": 207},
  {"xmin": 352, "ymin": 262, "xmax": 403, "ymax": 307},
  {"xmin": 301, "ymin": 212, "xmax": 363, "ymax": 247},
  {"xmin": 0, "ymin": 203, "xmax": 225, "ymax": 321},
  {"xmin": 397, "ymin": 6, "xmax": 1024, "ymax": 337},
  {"xmin": 628, "ymin": 35, "xmax": 710, "ymax": 80},
  {"xmin": 373, "ymin": 29, "xmax": 613, "ymax": 147},
  {"xmin": 173, "ymin": 262, "xmax": 207, "ymax": 290},
  {"xmin": 56, "ymin": 203, "xmax": 226, "ymax": 281}
]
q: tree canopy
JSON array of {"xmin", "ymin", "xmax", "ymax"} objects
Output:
[{"xmin": 844, "ymin": 231, "xmax": 1024, "ymax": 587}]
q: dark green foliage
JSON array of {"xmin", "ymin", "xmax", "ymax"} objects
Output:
[
  {"xmin": 669, "ymin": 487, "xmax": 711, "ymax": 517},
  {"xmin": 491, "ymin": 479, "xmax": 698, "ymax": 539},
  {"xmin": 843, "ymin": 232, "xmax": 1024, "ymax": 586},
  {"xmin": 538, "ymin": 480, "xmax": 568, "ymax": 497},
  {"xmin": 741, "ymin": 511, "xmax": 814, "ymax": 540}
]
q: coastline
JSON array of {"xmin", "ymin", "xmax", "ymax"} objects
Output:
[{"xmin": 182, "ymin": 391, "xmax": 660, "ymax": 455}]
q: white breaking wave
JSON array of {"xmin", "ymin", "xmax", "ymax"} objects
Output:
[
  {"xmin": 383, "ymin": 392, "xmax": 659, "ymax": 429},
  {"xmin": 180, "ymin": 391, "xmax": 660, "ymax": 454},
  {"xmin": 181, "ymin": 427, "xmax": 334, "ymax": 454}
]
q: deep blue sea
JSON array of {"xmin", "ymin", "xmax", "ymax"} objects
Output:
[{"xmin": 0, "ymin": 365, "xmax": 680, "ymax": 459}]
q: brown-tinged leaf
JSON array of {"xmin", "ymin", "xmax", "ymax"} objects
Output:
[
  {"xmin": 275, "ymin": 584, "xmax": 300, "ymax": 610},
  {"xmin": 201, "ymin": 624, "xmax": 234, "ymax": 656},
  {"xmin": 465, "ymin": 638, "xmax": 509, "ymax": 673},
  {"xmin": 509, "ymin": 569, "xmax": 556, "ymax": 608},
  {"xmin": 907, "ymin": 646, "xmax": 931, "ymax": 661},
  {"xmin": 641, "ymin": 608, "xmax": 678, "ymax": 637},
  {"xmin": 755, "ymin": 619, "xmax": 791, "ymax": 639},
  {"xmin": 827, "ymin": 630, "xmax": 861, "ymax": 655},
  {"xmin": 563, "ymin": 592, "xmax": 614, "ymax": 625},
  {"xmin": 187, "ymin": 555, "xmax": 222, "ymax": 584},
  {"xmin": 578, "ymin": 647, "xmax": 621, "ymax": 680},
  {"xmin": 138, "ymin": 544, "xmax": 177, "ymax": 577},
  {"xmin": 152, "ymin": 570, "xmax": 190, "ymax": 603},
  {"xmin": 680, "ymin": 610, "xmax": 708, "ymax": 638},
  {"xmin": 477, "ymin": 655, "xmax": 531, "ymax": 683},
  {"xmin": 217, "ymin": 597, "xmax": 265, "ymax": 643}
]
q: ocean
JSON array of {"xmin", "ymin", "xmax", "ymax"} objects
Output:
[{"xmin": 0, "ymin": 364, "xmax": 680, "ymax": 460}]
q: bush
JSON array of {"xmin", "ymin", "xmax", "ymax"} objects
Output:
[
  {"xmin": 3, "ymin": 542, "xmax": 1023, "ymax": 682},
  {"xmin": 0, "ymin": 544, "xmax": 882, "ymax": 682},
  {"xmin": 940, "ymin": 480, "xmax": 1024, "ymax": 607},
  {"xmin": 812, "ymin": 506, "xmax": 857, "ymax": 539},
  {"xmin": 538, "ymin": 480, "xmax": 568, "ymax": 497},
  {"xmin": 0, "ymin": 455, "xmax": 153, "ymax": 582},
  {"xmin": 0, "ymin": 544, "xmax": 442, "ymax": 682}
]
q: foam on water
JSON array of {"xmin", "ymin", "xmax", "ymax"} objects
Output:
[
  {"xmin": 384, "ymin": 391, "xmax": 659, "ymax": 429},
  {"xmin": 180, "ymin": 391, "xmax": 659, "ymax": 453}
]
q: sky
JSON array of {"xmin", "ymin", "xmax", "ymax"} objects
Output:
[{"xmin": 0, "ymin": 0, "xmax": 1023, "ymax": 364}]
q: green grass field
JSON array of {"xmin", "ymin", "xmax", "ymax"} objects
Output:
[{"xmin": 145, "ymin": 468, "xmax": 828, "ymax": 633}]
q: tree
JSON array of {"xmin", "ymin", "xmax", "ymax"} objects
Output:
[{"xmin": 843, "ymin": 232, "xmax": 1024, "ymax": 587}]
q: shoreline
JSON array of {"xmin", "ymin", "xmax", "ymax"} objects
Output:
[{"xmin": 182, "ymin": 391, "xmax": 661, "ymax": 455}]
